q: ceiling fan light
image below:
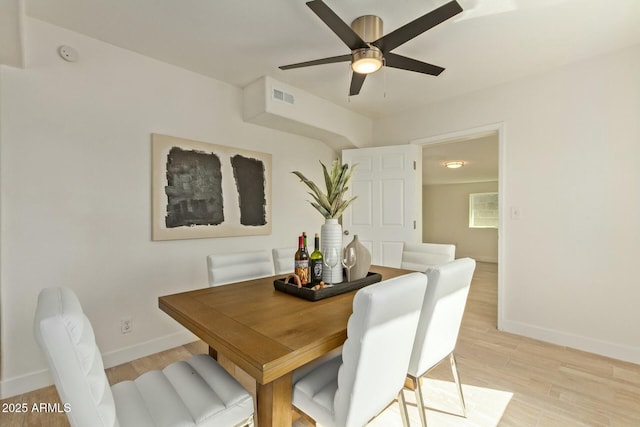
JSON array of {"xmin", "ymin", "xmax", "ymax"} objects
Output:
[
  {"xmin": 351, "ymin": 48, "xmax": 383, "ymax": 74},
  {"xmin": 444, "ymin": 161, "xmax": 465, "ymax": 169}
]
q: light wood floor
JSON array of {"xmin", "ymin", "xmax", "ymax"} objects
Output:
[{"xmin": 2, "ymin": 262, "xmax": 639, "ymax": 426}]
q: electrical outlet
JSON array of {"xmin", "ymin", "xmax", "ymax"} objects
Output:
[{"xmin": 120, "ymin": 317, "xmax": 132, "ymax": 334}]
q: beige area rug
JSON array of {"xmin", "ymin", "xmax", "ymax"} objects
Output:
[{"xmin": 293, "ymin": 379, "xmax": 513, "ymax": 427}]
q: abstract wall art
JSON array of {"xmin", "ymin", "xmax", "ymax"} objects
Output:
[{"xmin": 152, "ymin": 133, "xmax": 272, "ymax": 240}]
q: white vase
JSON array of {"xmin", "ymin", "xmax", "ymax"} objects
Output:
[{"xmin": 321, "ymin": 218, "xmax": 344, "ymax": 284}]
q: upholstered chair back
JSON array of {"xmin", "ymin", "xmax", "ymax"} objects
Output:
[
  {"xmin": 207, "ymin": 250, "xmax": 274, "ymax": 286},
  {"xmin": 334, "ymin": 272, "xmax": 427, "ymax": 427},
  {"xmin": 272, "ymin": 247, "xmax": 296, "ymax": 275},
  {"xmin": 408, "ymin": 258, "xmax": 476, "ymax": 377},
  {"xmin": 34, "ymin": 287, "xmax": 117, "ymax": 427},
  {"xmin": 401, "ymin": 242, "xmax": 456, "ymax": 271}
]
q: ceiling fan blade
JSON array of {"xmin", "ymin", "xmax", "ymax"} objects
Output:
[
  {"xmin": 279, "ymin": 54, "xmax": 352, "ymax": 70},
  {"xmin": 384, "ymin": 53, "xmax": 445, "ymax": 76},
  {"xmin": 372, "ymin": 0, "xmax": 463, "ymax": 53},
  {"xmin": 306, "ymin": 0, "xmax": 367, "ymax": 51},
  {"xmin": 349, "ymin": 72, "xmax": 367, "ymax": 96}
]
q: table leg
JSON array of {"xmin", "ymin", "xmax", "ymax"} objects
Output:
[
  {"xmin": 208, "ymin": 346, "xmax": 218, "ymax": 360},
  {"xmin": 256, "ymin": 373, "xmax": 292, "ymax": 427},
  {"xmin": 209, "ymin": 347, "xmax": 236, "ymax": 376}
]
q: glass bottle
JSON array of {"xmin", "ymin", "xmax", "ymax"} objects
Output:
[
  {"xmin": 310, "ymin": 233, "xmax": 324, "ymax": 285},
  {"xmin": 294, "ymin": 234, "xmax": 310, "ymax": 286}
]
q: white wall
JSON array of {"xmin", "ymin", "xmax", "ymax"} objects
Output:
[
  {"xmin": 0, "ymin": 18, "xmax": 338, "ymax": 397},
  {"xmin": 0, "ymin": 0, "xmax": 23, "ymax": 67},
  {"xmin": 423, "ymin": 182, "xmax": 498, "ymax": 263},
  {"xmin": 376, "ymin": 44, "xmax": 640, "ymax": 363},
  {"xmin": 243, "ymin": 76, "xmax": 373, "ymax": 151}
]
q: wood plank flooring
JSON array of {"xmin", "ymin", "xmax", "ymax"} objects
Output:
[{"xmin": 2, "ymin": 262, "xmax": 639, "ymax": 426}]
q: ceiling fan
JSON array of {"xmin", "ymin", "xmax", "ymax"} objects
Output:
[{"xmin": 279, "ymin": 0, "xmax": 463, "ymax": 96}]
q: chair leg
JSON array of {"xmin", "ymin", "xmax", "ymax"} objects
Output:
[
  {"xmin": 294, "ymin": 407, "xmax": 318, "ymax": 426},
  {"xmin": 412, "ymin": 376, "xmax": 429, "ymax": 427},
  {"xmin": 233, "ymin": 414, "xmax": 254, "ymax": 427},
  {"xmin": 449, "ymin": 353, "xmax": 466, "ymax": 418},
  {"xmin": 398, "ymin": 389, "xmax": 411, "ymax": 427}
]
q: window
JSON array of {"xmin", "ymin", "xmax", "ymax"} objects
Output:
[{"xmin": 469, "ymin": 192, "xmax": 498, "ymax": 229}]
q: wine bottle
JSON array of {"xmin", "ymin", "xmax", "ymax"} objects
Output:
[
  {"xmin": 294, "ymin": 234, "xmax": 310, "ymax": 286},
  {"xmin": 310, "ymin": 233, "xmax": 323, "ymax": 285},
  {"xmin": 302, "ymin": 232, "xmax": 311, "ymax": 286},
  {"xmin": 302, "ymin": 232, "xmax": 308, "ymax": 254}
]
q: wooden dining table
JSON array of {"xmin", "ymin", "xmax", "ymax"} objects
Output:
[{"xmin": 158, "ymin": 264, "xmax": 412, "ymax": 427}]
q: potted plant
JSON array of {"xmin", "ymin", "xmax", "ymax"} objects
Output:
[
  {"xmin": 293, "ymin": 159, "xmax": 357, "ymax": 283},
  {"xmin": 292, "ymin": 159, "xmax": 357, "ymax": 219}
]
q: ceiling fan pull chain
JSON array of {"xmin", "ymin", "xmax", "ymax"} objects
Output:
[
  {"xmin": 383, "ymin": 58, "xmax": 387, "ymax": 98},
  {"xmin": 347, "ymin": 63, "xmax": 352, "ymax": 103}
]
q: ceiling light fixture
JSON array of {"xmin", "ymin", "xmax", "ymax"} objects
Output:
[
  {"xmin": 444, "ymin": 161, "xmax": 465, "ymax": 169},
  {"xmin": 350, "ymin": 15, "xmax": 384, "ymax": 75},
  {"xmin": 351, "ymin": 47, "xmax": 383, "ymax": 74}
]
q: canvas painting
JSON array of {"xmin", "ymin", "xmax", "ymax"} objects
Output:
[{"xmin": 152, "ymin": 133, "xmax": 272, "ymax": 240}]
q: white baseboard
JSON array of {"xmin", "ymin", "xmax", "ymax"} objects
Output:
[
  {"xmin": 501, "ymin": 319, "xmax": 640, "ymax": 364},
  {"xmin": 0, "ymin": 330, "xmax": 198, "ymax": 399},
  {"xmin": 0, "ymin": 369, "xmax": 52, "ymax": 400},
  {"xmin": 457, "ymin": 254, "xmax": 497, "ymax": 263},
  {"xmin": 472, "ymin": 256, "xmax": 498, "ymax": 263},
  {"xmin": 101, "ymin": 330, "xmax": 197, "ymax": 368}
]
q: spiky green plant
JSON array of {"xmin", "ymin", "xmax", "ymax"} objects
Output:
[{"xmin": 292, "ymin": 159, "xmax": 358, "ymax": 219}]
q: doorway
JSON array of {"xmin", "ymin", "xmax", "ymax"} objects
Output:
[{"xmin": 412, "ymin": 123, "xmax": 505, "ymax": 329}]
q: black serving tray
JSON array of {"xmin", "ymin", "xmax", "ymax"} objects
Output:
[{"xmin": 273, "ymin": 272, "xmax": 382, "ymax": 301}]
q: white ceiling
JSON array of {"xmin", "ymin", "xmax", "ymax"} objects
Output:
[
  {"xmin": 25, "ymin": 0, "xmax": 640, "ymax": 119},
  {"xmin": 422, "ymin": 134, "xmax": 499, "ymax": 185},
  {"xmin": 18, "ymin": 1, "xmax": 639, "ymax": 185}
]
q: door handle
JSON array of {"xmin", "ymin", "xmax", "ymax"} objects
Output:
[{"xmin": 343, "ymin": 230, "xmax": 350, "ymax": 236}]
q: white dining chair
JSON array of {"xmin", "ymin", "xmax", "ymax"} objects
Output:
[
  {"xmin": 272, "ymin": 247, "xmax": 297, "ymax": 275},
  {"xmin": 292, "ymin": 272, "xmax": 428, "ymax": 427},
  {"xmin": 401, "ymin": 242, "xmax": 456, "ymax": 271},
  {"xmin": 34, "ymin": 287, "xmax": 254, "ymax": 427},
  {"xmin": 407, "ymin": 257, "xmax": 476, "ymax": 427},
  {"xmin": 207, "ymin": 249, "xmax": 274, "ymax": 286}
]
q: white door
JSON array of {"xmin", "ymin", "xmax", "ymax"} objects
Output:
[{"xmin": 342, "ymin": 144, "xmax": 422, "ymax": 267}]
